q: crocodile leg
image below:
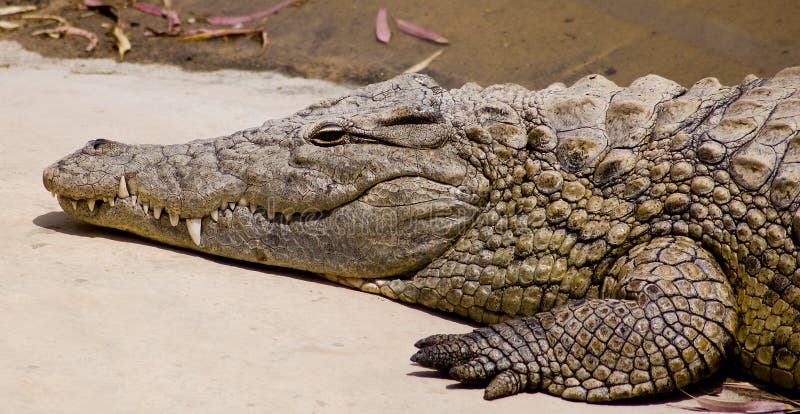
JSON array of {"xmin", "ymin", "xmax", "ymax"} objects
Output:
[{"xmin": 411, "ymin": 236, "xmax": 738, "ymax": 402}]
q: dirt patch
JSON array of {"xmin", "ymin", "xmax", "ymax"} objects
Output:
[{"xmin": 2, "ymin": 0, "xmax": 800, "ymax": 89}]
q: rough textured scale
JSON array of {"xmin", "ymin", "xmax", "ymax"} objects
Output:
[{"xmin": 43, "ymin": 67, "xmax": 800, "ymax": 402}]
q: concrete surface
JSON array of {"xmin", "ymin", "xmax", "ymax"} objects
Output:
[{"xmin": 0, "ymin": 41, "xmax": 686, "ymax": 413}]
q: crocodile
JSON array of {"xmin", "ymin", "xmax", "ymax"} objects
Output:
[{"xmin": 43, "ymin": 68, "xmax": 800, "ymax": 402}]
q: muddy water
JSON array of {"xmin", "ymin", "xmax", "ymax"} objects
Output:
[{"xmin": 4, "ymin": 0, "xmax": 800, "ymax": 89}]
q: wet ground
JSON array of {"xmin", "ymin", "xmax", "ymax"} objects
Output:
[{"xmin": 2, "ymin": 0, "xmax": 800, "ymax": 89}]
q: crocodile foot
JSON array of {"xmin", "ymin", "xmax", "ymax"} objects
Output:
[{"xmin": 411, "ymin": 324, "xmax": 536, "ymax": 400}]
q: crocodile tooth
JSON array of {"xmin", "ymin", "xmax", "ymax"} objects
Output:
[
  {"xmin": 285, "ymin": 211, "xmax": 295, "ymax": 222},
  {"xmin": 210, "ymin": 209, "xmax": 219, "ymax": 222},
  {"xmin": 153, "ymin": 206, "xmax": 162, "ymax": 220},
  {"xmin": 109, "ymin": 197, "xmax": 115, "ymax": 207},
  {"xmin": 228, "ymin": 202, "xmax": 236, "ymax": 210},
  {"xmin": 238, "ymin": 198, "xmax": 248, "ymax": 207},
  {"xmin": 143, "ymin": 203, "xmax": 149, "ymax": 215},
  {"xmin": 169, "ymin": 211, "xmax": 179, "ymax": 226},
  {"xmin": 70, "ymin": 199, "xmax": 77, "ymax": 209},
  {"xmin": 131, "ymin": 195, "xmax": 138, "ymax": 207},
  {"xmin": 267, "ymin": 210, "xmax": 276, "ymax": 220},
  {"xmin": 186, "ymin": 218, "xmax": 202, "ymax": 246},
  {"xmin": 87, "ymin": 199, "xmax": 96, "ymax": 212},
  {"xmin": 118, "ymin": 176, "xmax": 130, "ymax": 199},
  {"xmin": 249, "ymin": 204, "xmax": 257, "ymax": 214}
]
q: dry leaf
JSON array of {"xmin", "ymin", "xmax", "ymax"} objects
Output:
[
  {"xmin": 112, "ymin": 25, "xmax": 131, "ymax": 59},
  {"xmin": 0, "ymin": 20, "xmax": 20, "ymax": 30},
  {"xmin": 404, "ymin": 49, "xmax": 443, "ymax": 74},
  {"xmin": 32, "ymin": 26, "xmax": 99, "ymax": 51},
  {"xmin": 206, "ymin": 0, "xmax": 297, "ymax": 25},
  {"xmin": 0, "ymin": 5, "xmax": 36, "ymax": 16},
  {"xmin": 395, "ymin": 18, "xmax": 448, "ymax": 44},
  {"xmin": 261, "ymin": 30, "xmax": 269, "ymax": 49},
  {"xmin": 165, "ymin": 8, "xmax": 180, "ymax": 32},
  {"xmin": 23, "ymin": 14, "xmax": 68, "ymax": 25},
  {"xmin": 181, "ymin": 27, "xmax": 267, "ymax": 48},
  {"xmin": 695, "ymin": 395, "xmax": 788, "ymax": 413},
  {"xmin": 132, "ymin": 3, "xmax": 164, "ymax": 17},
  {"xmin": 133, "ymin": 2, "xmax": 180, "ymax": 35},
  {"xmin": 375, "ymin": 7, "xmax": 390, "ymax": 43}
]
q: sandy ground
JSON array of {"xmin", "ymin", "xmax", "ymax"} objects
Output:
[
  {"xmin": 0, "ymin": 41, "xmax": 690, "ymax": 413},
  {"xmin": 3, "ymin": 0, "xmax": 800, "ymax": 89}
]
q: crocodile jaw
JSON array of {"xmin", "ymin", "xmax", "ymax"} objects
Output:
[
  {"xmin": 42, "ymin": 139, "xmax": 482, "ymax": 278},
  {"xmin": 49, "ymin": 177, "xmax": 479, "ymax": 277}
]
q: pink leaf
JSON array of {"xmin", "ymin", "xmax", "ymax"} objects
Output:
[
  {"xmin": 165, "ymin": 8, "xmax": 180, "ymax": 31},
  {"xmin": 206, "ymin": 0, "xmax": 296, "ymax": 26},
  {"xmin": 395, "ymin": 18, "xmax": 448, "ymax": 44},
  {"xmin": 32, "ymin": 26, "xmax": 99, "ymax": 51},
  {"xmin": 132, "ymin": 3, "xmax": 164, "ymax": 17},
  {"xmin": 375, "ymin": 7, "xmax": 390, "ymax": 43},
  {"xmin": 133, "ymin": 3, "xmax": 180, "ymax": 34}
]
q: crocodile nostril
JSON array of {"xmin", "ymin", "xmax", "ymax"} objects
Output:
[{"xmin": 90, "ymin": 139, "xmax": 111, "ymax": 150}]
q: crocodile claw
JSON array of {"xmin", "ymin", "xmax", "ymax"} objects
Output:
[{"xmin": 411, "ymin": 328, "xmax": 532, "ymax": 400}]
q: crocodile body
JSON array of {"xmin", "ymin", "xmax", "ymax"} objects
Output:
[{"xmin": 44, "ymin": 68, "xmax": 800, "ymax": 402}]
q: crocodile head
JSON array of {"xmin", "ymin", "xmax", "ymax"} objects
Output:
[{"xmin": 43, "ymin": 74, "xmax": 490, "ymax": 278}]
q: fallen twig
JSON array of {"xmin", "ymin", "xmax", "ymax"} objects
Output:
[
  {"xmin": 112, "ymin": 25, "xmax": 131, "ymax": 58},
  {"xmin": 206, "ymin": 0, "xmax": 297, "ymax": 25},
  {"xmin": 395, "ymin": 18, "xmax": 449, "ymax": 44},
  {"xmin": 0, "ymin": 5, "xmax": 36, "ymax": 16},
  {"xmin": 404, "ymin": 49, "xmax": 443, "ymax": 73},
  {"xmin": 32, "ymin": 26, "xmax": 99, "ymax": 51},
  {"xmin": 674, "ymin": 396, "xmax": 788, "ymax": 413},
  {"xmin": 82, "ymin": 0, "xmax": 131, "ymax": 60},
  {"xmin": 23, "ymin": 14, "xmax": 69, "ymax": 25},
  {"xmin": 180, "ymin": 27, "xmax": 269, "ymax": 49},
  {"xmin": 670, "ymin": 383, "xmax": 796, "ymax": 413},
  {"xmin": 0, "ymin": 20, "xmax": 20, "ymax": 30}
]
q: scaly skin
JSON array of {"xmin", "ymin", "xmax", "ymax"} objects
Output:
[{"xmin": 43, "ymin": 68, "xmax": 800, "ymax": 402}]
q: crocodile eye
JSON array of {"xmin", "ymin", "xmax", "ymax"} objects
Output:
[{"xmin": 309, "ymin": 124, "xmax": 347, "ymax": 146}]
